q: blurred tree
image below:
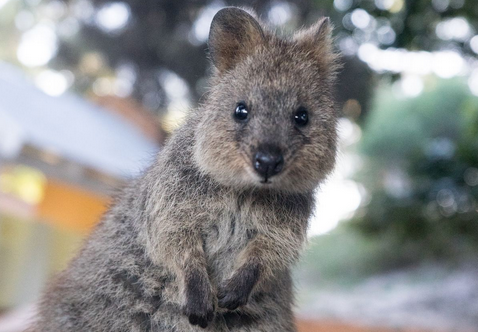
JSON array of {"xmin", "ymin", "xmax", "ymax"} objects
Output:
[
  {"xmin": 327, "ymin": 0, "xmax": 478, "ymax": 53},
  {"xmin": 352, "ymin": 78, "xmax": 478, "ymax": 260},
  {"xmin": 1, "ymin": 0, "xmax": 478, "ymax": 120},
  {"xmin": 0, "ymin": 0, "xmax": 373, "ymax": 119},
  {"xmin": 55, "ymin": 0, "xmax": 365, "ymax": 116}
]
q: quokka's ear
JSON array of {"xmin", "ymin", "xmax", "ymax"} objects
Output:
[
  {"xmin": 208, "ymin": 7, "xmax": 265, "ymax": 72},
  {"xmin": 294, "ymin": 17, "xmax": 340, "ymax": 77}
]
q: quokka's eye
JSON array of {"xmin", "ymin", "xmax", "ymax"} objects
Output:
[
  {"xmin": 294, "ymin": 106, "xmax": 309, "ymax": 127},
  {"xmin": 234, "ymin": 101, "xmax": 249, "ymax": 122}
]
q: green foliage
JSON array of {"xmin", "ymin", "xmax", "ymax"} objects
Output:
[
  {"xmin": 352, "ymin": 78, "xmax": 478, "ymax": 260},
  {"xmin": 297, "ymin": 227, "xmax": 406, "ymax": 286}
]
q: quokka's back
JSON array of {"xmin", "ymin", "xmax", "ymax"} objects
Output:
[{"xmin": 29, "ymin": 7, "xmax": 340, "ymax": 332}]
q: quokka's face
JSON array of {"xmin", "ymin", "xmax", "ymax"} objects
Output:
[{"xmin": 194, "ymin": 7, "xmax": 340, "ymax": 193}]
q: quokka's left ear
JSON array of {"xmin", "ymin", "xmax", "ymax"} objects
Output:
[
  {"xmin": 294, "ymin": 17, "xmax": 340, "ymax": 79},
  {"xmin": 208, "ymin": 7, "xmax": 266, "ymax": 73}
]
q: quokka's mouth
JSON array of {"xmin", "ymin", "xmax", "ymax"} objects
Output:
[{"xmin": 260, "ymin": 173, "xmax": 270, "ymax": 184}]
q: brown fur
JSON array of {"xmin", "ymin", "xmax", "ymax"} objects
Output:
[{"xmin": 28, "ymin": 7, "xmax": 340, "ymax": 332}]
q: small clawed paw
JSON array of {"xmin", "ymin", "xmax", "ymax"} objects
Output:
[
  {"xmin": 217, "ymin": 288, "xmax": 248, "ymax": 311},
  {"xmin": 217, "ymin": 264, "xmax": 259, "ymax": 311},
  {"xmin": 185, "ymin": 305, "xmax": 214, "ymax": 329}
]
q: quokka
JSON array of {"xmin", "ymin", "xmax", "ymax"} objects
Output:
[{"xmin": 29, "ymin": 7, "xmax": 340, "ymax": 332}]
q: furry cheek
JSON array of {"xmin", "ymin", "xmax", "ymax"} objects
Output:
[
  {"xmin": 281, "ymin": 139, "xmax": 337, "ymax": 193},
  {"xmin": 194, "ymin": 125, "xmax": 252, "ymax": 188}
]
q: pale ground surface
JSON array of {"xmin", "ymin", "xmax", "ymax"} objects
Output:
[{"xmin": 297, "ymin": 262, "xmax": 478, "ymax": 332}]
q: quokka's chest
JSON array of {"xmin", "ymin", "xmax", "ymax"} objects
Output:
[{"xmin": 200, "ymin": 197, "xmax": 262, "ymax": 279}]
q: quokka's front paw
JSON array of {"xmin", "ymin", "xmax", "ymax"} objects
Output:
[
  {"xmin": 184, "ymin": 303, "xmax": 214, "ymax": 329},
  {"xmin": 217, "ymin": 286, "xmax": 249, "ymax": 311},
  {"xmin": 217, "ymin": 263, "xmax": 260, "ymax": 311},
  {"xmin": 184, "ymin": 271, "xmax": 215, "ymax": 328}
]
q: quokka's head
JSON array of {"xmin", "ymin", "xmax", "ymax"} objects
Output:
[{"xmin": 194, "ymin": 7, "xmax": 340, "ymax": 194}]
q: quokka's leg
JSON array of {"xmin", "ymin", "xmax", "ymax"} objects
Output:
[
  {"xmin": 146, "ymin": 224, "xmax": 215, "ymax": 328},
  {"xmin": 217, "ymin": 230, "xmax": 304, "ymax": 310}
]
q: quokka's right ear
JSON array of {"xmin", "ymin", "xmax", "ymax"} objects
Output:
[
  {"xmin": 293, "ymin": 17, "xmax": 340, "ymax": 80},
  {"xmin": 208, "ymin": 7, "xmax": 265, "ymax": 73}
]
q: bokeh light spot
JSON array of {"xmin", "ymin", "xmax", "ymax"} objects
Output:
[
  {"xmin": 17, "ymin": 24, "xmax": 58, "ymax": 67},
  {"xmin": 95, "ymin": 2, "xmax": 130, "ymax": 33}
]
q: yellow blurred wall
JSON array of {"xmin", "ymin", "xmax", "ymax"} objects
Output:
[
  {"xmin": 38, "ymin": 179, "xmax": 109, "ymax": 234},
  {"xmin": 0, "ymin": 176, "xmax": 110, "ymax": 308}
]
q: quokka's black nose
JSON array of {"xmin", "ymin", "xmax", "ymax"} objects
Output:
[{"xmin": 253, "ymin": 150, "xmax": 284, "ymax": 179}]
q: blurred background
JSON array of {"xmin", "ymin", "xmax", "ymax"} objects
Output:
[{"xmin": 0, "ymin": 0, "xmax": 477, "ymax": 331}]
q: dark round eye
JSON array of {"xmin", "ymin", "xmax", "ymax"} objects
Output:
[
  {"xmin": 234, "ymin": 101, "xmax": 249, "ymax": 122},
  {"xmin": 294, "ymin": 106, "xmax": 309, "ymax": 127}
]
